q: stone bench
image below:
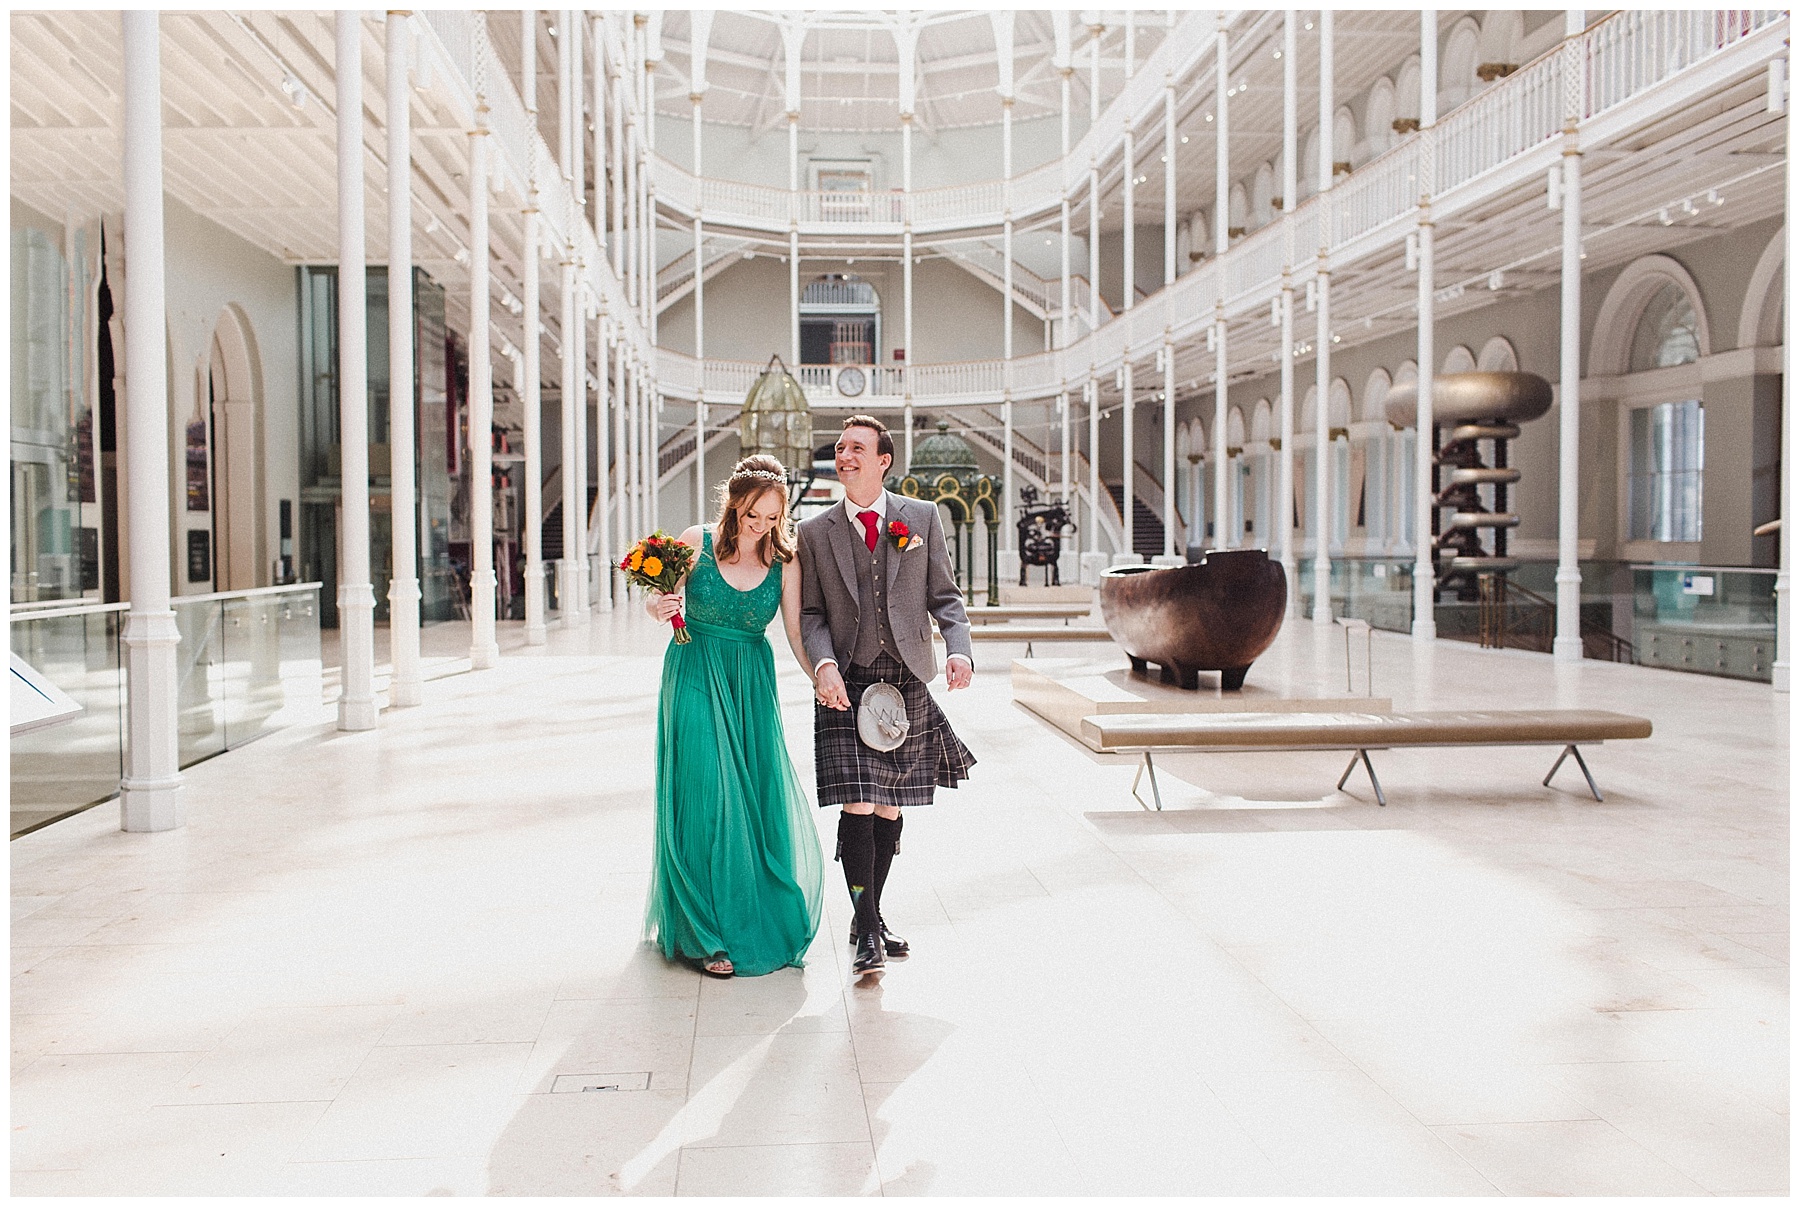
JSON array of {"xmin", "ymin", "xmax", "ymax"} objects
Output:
[
  {"xmin": 1079, "ymin": 709, "xmax": 1654, "ymax": 809},
  {"xmin": 965, "ymin": 604, "xmax": 1095, "ymax": 624}
]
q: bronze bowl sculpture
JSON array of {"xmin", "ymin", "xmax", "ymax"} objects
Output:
[{"xmin": 1098, "ymin": 549, "xmax": 1288, "ymax": 691}]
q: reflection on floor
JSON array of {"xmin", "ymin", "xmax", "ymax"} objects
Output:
[{"xmin": 11, "ymin": 606, "xmax": 1789, "ymax": 1195}]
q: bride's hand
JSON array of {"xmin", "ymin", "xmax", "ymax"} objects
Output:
[{"xmin": 647, "ymin": 592, "xmax": 683, "ymax": 623}]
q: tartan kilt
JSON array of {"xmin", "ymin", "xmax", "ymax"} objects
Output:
[{"xmin": 815, "ymin": 651, "xmax": 976, "ymax": 808}]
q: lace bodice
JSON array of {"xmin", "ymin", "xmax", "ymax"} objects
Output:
[{"xmin": 685, "ymin": 529, "xmax": 783, "ymax": 633}]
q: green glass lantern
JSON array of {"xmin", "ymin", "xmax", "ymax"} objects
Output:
[{"xmin": 739, "ymin": 355, "xmax": 813, "ymax": 474}]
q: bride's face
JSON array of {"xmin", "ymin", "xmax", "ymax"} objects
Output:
[{"xmin": 736, "ymin": 488, "xmax": 784, "ymax": 542}]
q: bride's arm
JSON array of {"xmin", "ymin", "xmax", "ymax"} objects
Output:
[
  {"xmin": 646, "ymin": 525, "xmax": 704, "ymax": 621},
  {"xmin": 779, "ymin": 552, "xmax": 815, "ymax": 685}
]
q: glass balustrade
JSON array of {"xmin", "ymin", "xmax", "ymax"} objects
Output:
[
  {"xmin": 1630, "ymin": 565, "xmax": 1777, "ymax": 682},
  {"xmin": 9, "ymin": 584, "xmax": 323, "ymax": 837}
]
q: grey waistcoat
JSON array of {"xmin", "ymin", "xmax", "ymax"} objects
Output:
[{"xmin": 850, "ymin": 521, "xmax": 898, "ymax": 668}]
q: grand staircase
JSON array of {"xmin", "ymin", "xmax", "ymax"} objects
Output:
[{"xmin": 1105, "ymin": 483, "xmax": 1165, "ymax": 560}]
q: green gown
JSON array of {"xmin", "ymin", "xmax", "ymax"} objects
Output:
[{"xmin": 643, "ymin": 530, "xmax": 823, "ymax": 975}]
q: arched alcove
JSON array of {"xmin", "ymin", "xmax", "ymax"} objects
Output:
[
  {"xmin": 1363, "ymin": 78, "xmax": 1396, "ymax": 161},
  {"xmin": 1228, "ymin": 182, "xmax": 1248, "ymax": 234},
  {"xmin": 1250, "ymin": 397, "xmax": 1273, "ymax": 444},
  {"xmin": 1250, "ymin": 162, "xmax": 1275, "ymax": 229},
  {"xmin": 1441, "ymin": 17, "xmax": 1481, "ymax": 111},
  {"xmin": 1442, "ymin": 345, "xmax": 1477, "ymax": 374},
  {"xmin": 1332, "ymin": 106, "xmax": 1356, "ymax": 174},
  {"xmin": 1299, "ymin": 384, "xmax": 1319, "ymax": 432},
  {"xmin": 1394, "ymin": 56, "xmax": 1422, "ymax": 126},
  {"xmin": 1590, "ymin": 255, "xmax": 1712, "ymax": 376},
  {"xmin": 1736, "ymin": 226, "xmax": 1784, "ymax": 349},
  {"xmin": 1225, "ymin": 405, "xmax": 1247, "ymax": 448},
  {"xmin": 1300, "ymin": 127, "xmax": 1321, "ymax": 199},
  {"xmin": 1361, "ymin": 368, "xmax": 1392, "ymax": 421},
  {"xmin": 208, "ymin": 304, "xmax": 264, "ymax": 591},
  {"xmin": 1477, "ymin": 336, "xmax": 1519, "ymax": 372},
  {"xmin": 1477, "ymin": 11, "xmax": 1524, "ymax": 81},
  {"xmin": 1327, "ymin": 378, "xmax": 1353, "ymax": 431}
]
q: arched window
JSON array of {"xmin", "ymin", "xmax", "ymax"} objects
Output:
[
  {"xmin": 1332, "ymin": 107, "xmax": 1356, "ymax": 175},
  {"xmin": 1628, "ymin": 282, "xmax": 1701, "ymax": 371},
  {"xmin": 1441, "ymin": 18, "xmax": 1481, "ymax": 112},
  {"xmin": 1442, "ymin": 345, "xmax": 1476, "ymax": 374},
  {"xmin": 1228, "ymin": 183, "xmax": 1248, "ymax": 236},
  {"xmin": 1394, "ymin": 57, "xmax": 1422, "ymax": 129}
]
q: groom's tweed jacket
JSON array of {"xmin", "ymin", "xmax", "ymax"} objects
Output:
[{"xmin": 797, "ymin": 491, "xmax": 973, "ymax": 684}]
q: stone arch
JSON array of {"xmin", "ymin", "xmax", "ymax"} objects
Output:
[
  {"xmin": 1737, "ymin": 225, "xmax": 1784, "ymax": 348},
  {"xmin": 207, "ymin": 304, "xmax": 266, "ymax": 590},
  {"xmin": 1250, "ymin": 397, "xmax": 1273, "ymax": 444},
  {"xmin": 1250, "ymin": 161, "xmax": 1275, "ymax": 229},
  {"xmin": 1226, "ymin": 405, "xmax": 1247, "ymax": 448},
  {"xmin": 1442, "ymin": 344, "xmax": 1477, "ymax": 374},
  {"xmin": 1441, "ymin": 16, "xmax": 1481, "ymax": 110},
  {"xmin": 1332, "ymin": 106, "xmax": 1356, "ymax": 173},
  {"xmin": 1394, "ymin": 56, "xmax": 1422, "ymax": 125},
  {"xmin": 1364, "ymin": 77, "xmax": 1396, "ymax": 160},
  {"xmin": 1300, "ymin": 126, "xmax": 1321, "ymax": 199},
  {"xmin": 1327, "ymin": 378, "xmax": 1353, "ymax": 431},
  {"xmin": 1361, "ymin": 368, "xmax": 1392, "ymax": 422},
  {"xmin": 1477, "ymin": 336, "xmax": 1519, "ymax": 372},
  {"xmin": 1478, "ymin": 11, "xmax": 1524, "ymax": 79},
  {"xmin": 1590, "ymin": 254, "xmax": 1712, "ymax": 376},
  {"xmin": 1391, "ymin": 360, "xmax": 1419, "ymax": 427},
  {"xmin": 1228, "ymin": 181, "xmax": 1248, "ymax": 233},
  {"xmin": 1299, "ymin": 383, "xmax": 1319, "ymax": 432}
]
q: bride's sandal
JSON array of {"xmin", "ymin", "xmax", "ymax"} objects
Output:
[{"xmin": 702, "ymin": 954, "xmax": 734, "ymax": 978}]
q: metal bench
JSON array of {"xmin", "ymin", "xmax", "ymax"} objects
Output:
[{"xmin": 1079, "ymin": 709, "xmax": 1654, "ymax": 809}]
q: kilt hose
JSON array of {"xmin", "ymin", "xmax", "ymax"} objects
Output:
[{"xmin": 815, "ymin": 651, "xmax": 976, "ymax": 809}]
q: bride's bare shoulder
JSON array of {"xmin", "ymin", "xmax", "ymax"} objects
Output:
[{"xmin": 676, "ymin": 524, "xmax": 705, "ymax": 548}]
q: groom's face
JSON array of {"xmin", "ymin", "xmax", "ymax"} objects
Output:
[{"xmin": 835, "ymin": 426, "xmax": 891, "ymax": 499}]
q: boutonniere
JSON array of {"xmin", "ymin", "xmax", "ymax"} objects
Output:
[{"xmin": 887, "ymin": 519, "xmax": 920, "ymax": 551}]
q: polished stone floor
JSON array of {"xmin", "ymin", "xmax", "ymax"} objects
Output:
[{"xmin": 11, "ymin": 606, "xmax": 1789, "ymax": 1195}]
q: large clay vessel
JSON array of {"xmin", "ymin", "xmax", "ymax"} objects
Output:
[{"xmin": 1098, "ymin": 549, "xmax": 1288, "ymax": 691}]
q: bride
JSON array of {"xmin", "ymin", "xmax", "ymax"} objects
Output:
[{"xmin": 641, "ymin": 455, "xmax": 824, "ymax": 977}]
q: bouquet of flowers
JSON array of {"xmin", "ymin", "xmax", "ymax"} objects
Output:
[{"xmin": 620, "ymin": 531, "xmax": 698, "ymax": 643}]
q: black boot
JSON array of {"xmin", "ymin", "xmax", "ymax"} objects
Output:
[
  {"xmin": 852, "ymin": 928, "xmax": 886, "ymax": 975},
  {"xmin": 837, "ymin": 811, "xmax": 882, "ymax": 951},
  {"xmin": 847, "ymin": 814, "xmax": 909, "ymax": 957}
]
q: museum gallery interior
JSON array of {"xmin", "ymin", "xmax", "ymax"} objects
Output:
[{"xmin": 9, "ymin": 8, "xmax": 1790, "ymax": 1196}]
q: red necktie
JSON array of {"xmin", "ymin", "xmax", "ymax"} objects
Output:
[{"xmin": 857, "ymin": 509, "xmax": 879, "ymax": 552}]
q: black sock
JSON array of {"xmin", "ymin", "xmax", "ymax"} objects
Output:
[
  {"xmin": 870, "ymin": 813, "xmax": 903, "ymax": 924},
  {"xmin": 837, "ymin": 811, "xmax": 880, "ymax": 936}
]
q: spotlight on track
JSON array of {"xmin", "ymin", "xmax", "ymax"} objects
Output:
[{"xmin": 280, "ymin": 71, "xmax": 308, "ymax": 109}]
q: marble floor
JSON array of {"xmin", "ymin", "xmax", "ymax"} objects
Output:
[{"xmin": 11, "ymin": 607, "xmax": 1789, "ymax": 1195}]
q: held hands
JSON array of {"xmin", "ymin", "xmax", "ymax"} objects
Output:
[
  {"xmin": 647, "ymin": 591, "xmax": 683, "ymax": 624},
  {"xmin": 814, "ymin": 662, "xmax": 851, "ymax": 711}
]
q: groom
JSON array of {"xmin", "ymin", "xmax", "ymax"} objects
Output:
[{"xmin": 798, "ymin": 415, "xmax": 976, "ymax": 976}]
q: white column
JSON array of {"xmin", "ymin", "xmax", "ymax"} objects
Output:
[
  {"xmin": 611, "ymin": 69, "xmax": 624, "ymax": 277},
  {"xmin": 1123, "ymin": 126, "xmax": 1136, "ymax": 315},
  {"xmin": 1413, "ymin": 9, "xmax": 1439, "ymax": 641},
  {"xmin": 1312, "ymin": 9, "xmax": 1335, "ymax": 625},
  {"xmin": 615, "ymin": 334, "xmax": 630, "ymax": 547},
  {"xmin": 1777, "ymin": 63, "xmax": 1796, "ymax": 691},
  {"xmin": 1553, "ymin": 10, "xmax": 1585, "ymax": 661},
  {"xmin": 572, "ymin": 275, "xmax": 590, "ymax": 616},
  {"xmin": 387, "ymin": 13, "xmax": 423, "ymax": 702},
  {"xmin": 522, "ymin": 206, "xmax": 546, "ymax": 643},
  {"xmin": 1088, "ymin": 373, "xmax": 1101, "ymax": 558},
  {"xmin": 1088, "ymin": 22, "xmax": 1102, "ymax": 334},
  {"xmin": 118, "ymin": 11, "xmax": 183, "ymax": 830},
  {"xmin": 1121, "ymin": 358, "xmax": 1136, "ymax": 559},
  {"xmin": 591, "ymin": 14, "xmax": 605, "ymax": 255},
  {"xmin": 902, "ymin": 105, "xmax": 915, "ymax": 465},
  {"xmin": 336, "ymin": 11, "xmax": 380, "ymax": 723},
  {"xmin": 594, "ymin": 311, "xmax": 613, "ymax": 611},
  {"xmin": 1060, "ymin": 67, "xmax": 1073, "ymax": 343},
  {"xmin": 468, "ymin": 119, "xmax": 499, "ymax": 668},
  {"xmin": 692, "ymin": 82, "xmax": 706, "ymax": 530},
  {"xmin": 1003, "ymin": 92, "xmax": 1016, "ymax": 544},
  {"xmin": 1212, "ymin": 17, "xmax": 1231, "ymax": 551},
  {"xmin": 571, "ymin": 11, "xmax": 584, "ymax": 225},
  {"xmin": 1278, "ymin": 8, "xmax": 1298, "ymax": 610},
  {"xmin": 560, "ymin": 254, "xmax": 579, "ymax": 618},
  {"xmin": 1162, "ymin": 72, "xmax": 1177, "ymax": 560}
]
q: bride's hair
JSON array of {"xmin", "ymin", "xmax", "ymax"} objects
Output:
[{"xmin": 714, "ymin": 455, "xmax": 795, "ymax": 566}]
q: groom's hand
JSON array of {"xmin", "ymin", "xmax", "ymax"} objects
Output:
[
  {"xmin": 946, "ymin": 659, "xmax": 973, "ymax": 690},
  {"xmin": 814, "ymin": 663, "xmax": 851, "ymax": 711}
]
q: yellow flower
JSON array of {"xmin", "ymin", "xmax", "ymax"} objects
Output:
[
  {"xmin": 628, "ymin": 549, "xmax": 643, "ymax": 571},
  {"xmin": 642, "ymin": 556, "xmax": 663, "ymax": 578}
]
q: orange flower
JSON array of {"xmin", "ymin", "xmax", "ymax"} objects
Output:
[
  {"xmin": 628, "ymin": 549, "xmax": 643, "ymax": 571},
  {"xmin": 642, "ymin": 556, "xmax": 663, "ymax": 577}
]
